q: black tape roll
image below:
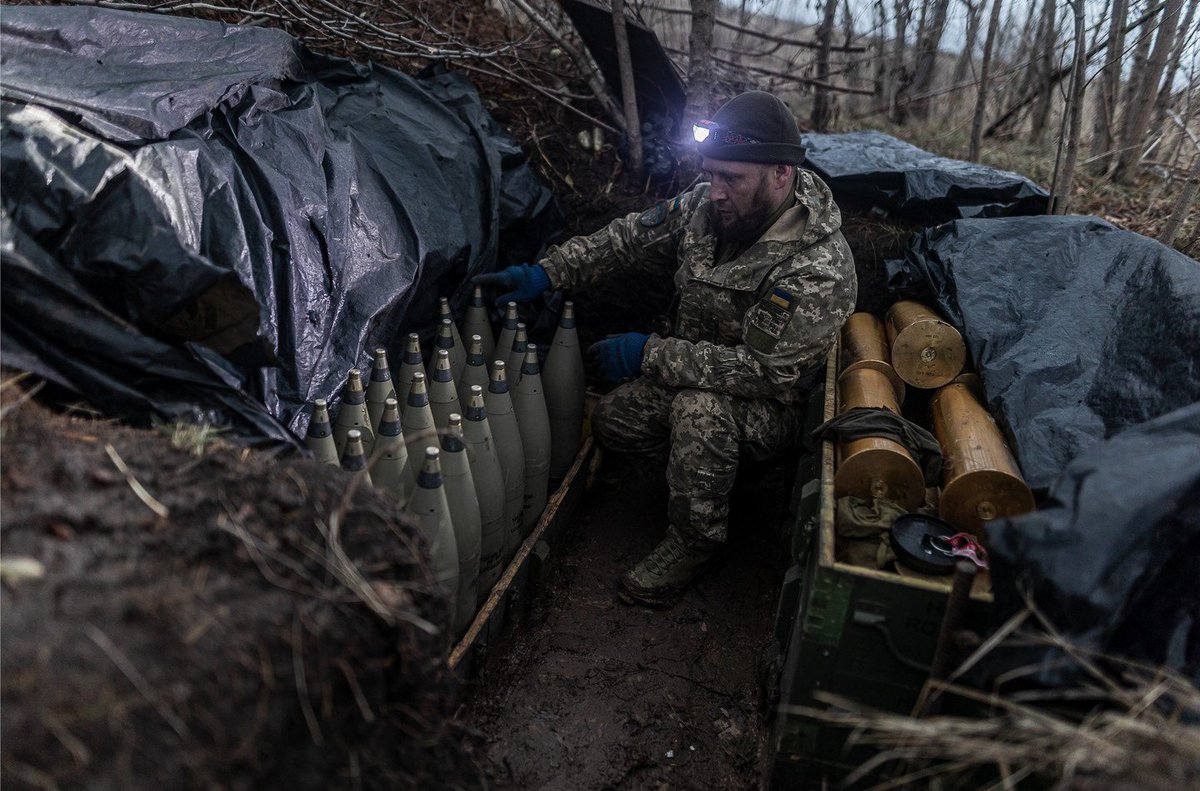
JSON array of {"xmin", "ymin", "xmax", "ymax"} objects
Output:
[{"xmin": 890, "ymin": 514, "xmax": 958, "ymax": 575}]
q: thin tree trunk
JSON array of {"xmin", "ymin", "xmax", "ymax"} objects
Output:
[
  {"xmin": 985, "ymin": 3, "xmax": 1165, "ymax": 138},
  {"xmin": 969, "ymin": 0, "xmax": 1005, "ymax": 161},
  {"xmin": 611, "ymin": 0, "xmax": 643, "ymax": 181},
  {"xmin": 1049, "ymin": 0, "xmax": 1087, "ymax": 213},
  {"xmin": 995, "ymin": 1, "xmax": 1037, "ymax": 112},
  {"xmin": 812, "ymin": 0, "xmax": 840, "ymax": 130},
  {"xmin": 842, "ymin": 0, "xmax": 858, "ymax": 115},
  {"xmin": 952, "ymin": 0, "xmax": 983, "ymax": 88},
  {"xmin": 1168, "ymin": 66, "xmax": 1199, "ymax": 166},
  {"xmin": 909, "ymin": 0, "xmax": 952, "ymax": 118},
  {"xmin": 1119, "ymin": 0, "xmax": 1159, "ymax": 147},
  {"xmin": 1159, "ymin": 154, "xmax": 1200, "ymax": 245},
  {"xmin": 915, "ymin": 0, "xmax": 931, "ymax": 55},
  {"xmin": 732, "ymin": 0, "xmax": 750, "ymax": 67},
  {"xmin": 873, "ymin": 0, "xmax": 889, "ymax": 101},
  {"xmin": 890, "ymin": 0, "xmax": 913, "ymax": 123},
  {"xmin": 1087, "ymin": 2, "xmax": 1110, "ymax": 51},
  {"xmin": 1028, "ymin": 0, "xmax": 1059, "ymax": 143},
  {"xmin": 1090, "ymin": 0, "xmax": 1130, "ymax": 172},
  {"xmin": 685, "ymin": 0, "xmax": 717, "ymax": 121},
  {"xmin": 1113, "ymin": 0, "xmax": 1186, "ymax": 183},
  {"xmin": 1154, "ymin": 0, "xmax": 1200, "ymax": 130}
]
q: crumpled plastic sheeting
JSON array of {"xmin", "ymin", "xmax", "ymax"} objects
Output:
[
  {"xmin": 985, "ymin": 402, "xmax": 1200, "ymax": 686},
  {"xmin": 0, "ymin": 7, "xmax": 559, "ymax": 445},
  {"xmin": 802, "ymin": 131, "xmax": 1048, "ymax": 224},
  {"xmin": 887, "ymin": 215, "xmax": 1200, "ymax": 493}
]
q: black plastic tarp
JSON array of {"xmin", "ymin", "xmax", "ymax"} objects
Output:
[
  {"xmin": 801, "ymin": 131, "xmax": 1049, "ymax": 224},
  {"xmin": 0, "ymin": 7, "xmax": 559, "ymax": 446},
  {"xmin": 562, "ymin": 0, "xmax": 686, "ymax": 132},
  {"xmin": 887, "ymin": 215, "xmax": 1200, "ymax": 493},
  {"xmin": 986, "ymin": 402, "xmax": 1200, "ymax": 685}
]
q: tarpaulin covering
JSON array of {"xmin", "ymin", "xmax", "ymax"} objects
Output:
[
  {"xmin": 562, "ymin": 0, "xmax": 686, "ymax": 132},
  {"xmin": 0, "ymin": 6, "xmax": 559, "ymax": 446},
  {"xmin": 887, "ymin": 215, "xmax": 1200, "ymax": 492},
  {"xmin": 986, "ymin": 402, "xmax": 1200, "ymax": 685},
  {"xmin": 801, "ymin": 131, "xmax": 1049, "ymax": 224}
]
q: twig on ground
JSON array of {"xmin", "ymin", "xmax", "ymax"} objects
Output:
[
  {"xmin": 86, "ymin": 625, "xmax": 190, "ymax": 739},
  {"xmin": 0, "ymin": 380, "xmax": 46, "ymax": 421},
  {"xmin": 104, "ymin": 443, "xmax": 170, "ymax": 519}
]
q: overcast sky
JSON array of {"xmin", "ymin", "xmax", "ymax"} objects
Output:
[{"xmin": 735, "ymin": 0, "xmax": 1199, "ymax": 86}]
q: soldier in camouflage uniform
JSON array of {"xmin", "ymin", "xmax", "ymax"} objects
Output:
[{"xmin": 476, "ymin": 91, "xmax": 856, "ymax": 606}]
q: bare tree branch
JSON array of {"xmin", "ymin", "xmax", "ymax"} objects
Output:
[
  {"xmin": 1159, "ymin": 154, "xmax": 1200, "ymax": 245},
  {"xmin": 985, "ymin": 2, "xmax": 1167, "ymax": 138},
  {"xmin": 503, "ymin": 0, "xmax": 627, "ymax": 132},
  {"xmin": 640, "ymin": 3, "xmax": 866, "ymax": 51}
]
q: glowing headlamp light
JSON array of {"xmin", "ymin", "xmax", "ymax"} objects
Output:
[{"xmin": 691, "ymin": 120, "xmax": 759, "ymax": 146}]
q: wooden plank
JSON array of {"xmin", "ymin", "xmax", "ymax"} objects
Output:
[
  {"xmin": 449, "ymin": 436, "xmax": 597, "ymax": 671},
  {"xmin": 832, "ymin": 559, "xmax": 993, "ymax": 601},
  {"xmin": 819, "ymin": 343, "xmax": 838, "ymax": 570}
]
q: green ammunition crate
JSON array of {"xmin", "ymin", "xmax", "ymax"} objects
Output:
[{"xmin": 765, "ymin": 347, "xmax": 993, "ymax": 788}]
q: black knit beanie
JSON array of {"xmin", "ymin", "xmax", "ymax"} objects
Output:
[{"xmin": 696, "ymin": 91, "xmax": 806, "ymax": 165}]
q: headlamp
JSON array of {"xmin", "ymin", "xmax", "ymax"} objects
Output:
[{"xmin": 691, "ymin": 120, "xmax": 760, "ymax": 146}]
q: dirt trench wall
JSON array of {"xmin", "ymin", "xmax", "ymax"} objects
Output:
[{"xmin": 0, "ymin": 393, "xmax": 480, "ymax": 790}]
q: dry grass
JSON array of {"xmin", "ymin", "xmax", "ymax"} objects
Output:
[{"xmin": 782, "ymin": 605, "xmax": 1200, "ymax": 790}]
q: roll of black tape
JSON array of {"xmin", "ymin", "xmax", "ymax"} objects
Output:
[{"xmin": 890, "ymin": 514, "xmax": 958, "ymax": 575}]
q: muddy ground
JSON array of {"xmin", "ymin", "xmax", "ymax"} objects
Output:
[{"xmin": 465, "ymin": 453, "xmax": 795, "ymax": 790}]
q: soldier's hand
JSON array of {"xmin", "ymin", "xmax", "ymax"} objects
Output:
[
  {"xmin": 588, "ymin": 333, "xmax": 650, "ymax": 381},
  {"xmin": 472, "ymin": 263, "xmax": 551, "ymax": 306}
]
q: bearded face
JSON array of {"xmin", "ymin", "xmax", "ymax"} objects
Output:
[{"xmin": 700, "ymin": 158, "xmax": 791, "ymax": 246}]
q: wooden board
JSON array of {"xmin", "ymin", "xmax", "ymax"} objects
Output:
[{"xmin": 449, "ymin": 436, "xmax": 599, "ymax": 672}]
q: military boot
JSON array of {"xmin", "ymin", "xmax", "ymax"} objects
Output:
[{"xmin": 618, "ymin": 527, "xmax": 718, "ymax": 608}]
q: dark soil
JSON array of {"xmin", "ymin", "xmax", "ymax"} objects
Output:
[
  {"xmin": 840, "ymin": 213, "xmax": 922, "ymax": 315},
  {"xmin": 464, "ymin": 455, "xmax": 794, "ymax": 790},
  {"xmin": 0, "ymin": 386, "xmax": 479, "ymax": 790}
]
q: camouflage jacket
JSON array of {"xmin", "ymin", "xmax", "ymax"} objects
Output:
[{"xmin": 539, "ymin": 170, "xmax": 857, "ymax": 402}]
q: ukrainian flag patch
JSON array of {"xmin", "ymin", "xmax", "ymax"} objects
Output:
[{"xmin": 746, "ymin": 287, "xmax": 799, "ymax": 352}]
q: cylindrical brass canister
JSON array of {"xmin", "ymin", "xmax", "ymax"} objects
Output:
[
  {"xmin": 950, "ymin": 371, "xmax": 984, "ymax": 400},
  {"xmin": 833, "ymin": 367, "xmax": 924, "ymax": 511},
  {"xmin": 885, "ymin": 300, "xmax": 966, "ymax": 389},
  {"xmin": 931, "ymin": 382, "xmax": 1035, "ymax": 536},
  {"xmin": 838, "ymin": 312, "xmax": 905, "ymax": 403}
]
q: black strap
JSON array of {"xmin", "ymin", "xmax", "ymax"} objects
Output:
[{"xmin": 811, "ymin": 406, "xmax": 943, "ymax": 485}]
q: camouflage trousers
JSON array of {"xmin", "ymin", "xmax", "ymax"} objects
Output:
[{"xmin": 592, "ymin": 378, "xmax": 807, "ymax": 543}]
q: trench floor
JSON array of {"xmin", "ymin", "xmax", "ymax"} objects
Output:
[{"xmin": 463, "ymin": 456, "xmax": 791, "ymax": 790}]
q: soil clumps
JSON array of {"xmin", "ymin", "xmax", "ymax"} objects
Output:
[{"xmin": 0, "ymin": 385, "xmax": 480, "ymax": 790}]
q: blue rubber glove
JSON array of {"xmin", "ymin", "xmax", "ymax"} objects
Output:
[
  {"xmin": 472, "ymin": 263, "xmax": 551, "ymax": 306},
  {"xmin": 588, "ymin": 333, "xmax": 650, "ymax": 381}
]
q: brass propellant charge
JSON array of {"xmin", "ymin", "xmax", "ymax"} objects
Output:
[
  {"xmin": 885, "ymin": 300, "xmax": 966, "ymax": 389},
  {"xmin": 833, "ymin": 366, "xmax": 925, "ymax": 511},
  {"xmin": 838, "ymin": 312, "xmax": 906, "ymax": 402},
  {"xmin": 930, "ymin": 381, "xmax": 1035, "ymax": 536}
]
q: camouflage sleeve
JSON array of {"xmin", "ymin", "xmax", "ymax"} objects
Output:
[
  {"xmin": 640, "ymin": 237, "xmax": 855, "ymax": 399},
  {"xmin": 539, "ymin": 187, "xmax": 707, "ymax": 292}
]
